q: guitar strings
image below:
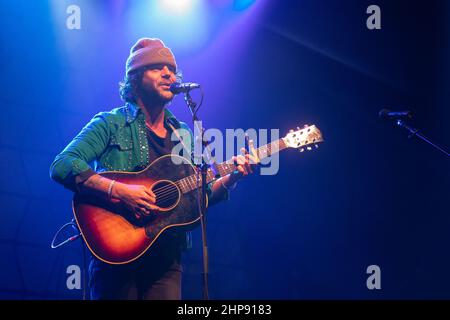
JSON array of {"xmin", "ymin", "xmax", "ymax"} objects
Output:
[
  {"xmin": 150, "ymin": 176, "xmax": 201, "ymax": 196},
  {"xmin": 143, "ymin": 142, "xmax": 285, "ymax": 201},
  {"xmin": 152, "ymin": 177, "xmax": 205, "ymax": 204},
  {"xmin": 145, "ymin": 165, "xmax": 231, "ymax": 204},
  {"xmin": 153, "ymin": 187, "xmax": 178, "ymax": 199},
  {"xmin": 152, "ymin": 183, "xmax": 185, "ymax": 203},
  {"xmin": 147, "ymin": 161, "xmax": 238, "ymax": 198},
  {"xmin": 150, "ymin": 171, "xmax": 221, "ymax": 203},
  {"xmin": 152, "ymin": 181, "xmax": 186, "ymax": 197},
  {"xmin": 154, "ymin": 191, "xmax": 178, "ymax": 205}
]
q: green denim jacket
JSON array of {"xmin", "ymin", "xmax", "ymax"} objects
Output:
[{"xmin": 50, "ymin": 103, "xmax": 227, "ymax": 205}]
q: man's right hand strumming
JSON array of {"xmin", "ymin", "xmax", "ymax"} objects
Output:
[
  {"xmin": 111, "ymin": 182, "xmax": 161, "ymax": 217},
  {"xmin": 80, "ymin": 174, "xmax": 160, "ymax": 218}
]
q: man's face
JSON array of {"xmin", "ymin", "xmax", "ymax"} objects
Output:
[{"xmin": 140, "ymin": 64, "xmax": 177, "ymax": 102}]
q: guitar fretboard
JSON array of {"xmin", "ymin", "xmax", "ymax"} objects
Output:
[{"xmin": 175, "ymin": 138, "xmax": 287, "ymax": 193}]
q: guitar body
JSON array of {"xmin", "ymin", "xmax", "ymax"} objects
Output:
[{"xmin": 73, "ymin": 154, "xmax": 205, "ymax": 265}]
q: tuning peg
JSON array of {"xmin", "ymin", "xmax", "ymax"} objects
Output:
[
  {"xmin": 299, "ymin": 148, "xmax": 304, "ymax": 152},
  {"xmin": 307, "ymin": 146, "xmax": 312, "ymax": 151},
  {"xmin": 297, "ymin": 126, "xmax": 300, "ymax": 130},
  {"xmin": 303, "ymin": 124, "xmax": 309, "ymax": 128},
  {"xmin": 289, "ymin": 129, "xmax": 294, "ymax": 133},
  {"xmin": 315, "ymin": 144, "xmax": 319, "ymax": 149}
]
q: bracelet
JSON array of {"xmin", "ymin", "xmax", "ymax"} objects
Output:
[
  {"xmin": 220, "ymin": 178, "xmax": 236, "ymax": 191},
  {"xmin": 107, "ymin": 180, "xmax": 116, "ymax": 199}
]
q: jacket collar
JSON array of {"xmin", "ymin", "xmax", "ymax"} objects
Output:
[{"xmin": 125, "ymin": 102, "xmax": 180, "ymax": 128}]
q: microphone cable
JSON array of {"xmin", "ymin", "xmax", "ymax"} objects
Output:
[
  {"xmin": 192, "ymin": 87, "xmax": 205, "ymax": 118},
  {"xmin": 50, "ymin": 219, "xmax": 88, "ymax": 300},
  {"xmin": 50, "ymin": 219, "xmax": 80, "ymax": 249}
]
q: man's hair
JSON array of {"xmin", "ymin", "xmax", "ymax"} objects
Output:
[{"xmin": 119, "ymin": 67, "xmax": 183, "ymax": 103}]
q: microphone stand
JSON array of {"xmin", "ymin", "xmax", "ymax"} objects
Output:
[
  {"xmin": 183, "ymin": 90, "xmax": 212, "ymax": 300},
  {"xmin": 396, "ymin": 119, "xmax": 450, "ymax": 157}
]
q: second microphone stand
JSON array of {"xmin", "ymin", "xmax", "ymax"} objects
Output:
[{"xmin": 396, "ymin": 119, "xmax": 449, "ymax": 157}]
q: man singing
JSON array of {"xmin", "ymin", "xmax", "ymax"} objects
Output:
[{"xmin": 50, "ymin": 38, "xmax": 257, "ymax": 299}]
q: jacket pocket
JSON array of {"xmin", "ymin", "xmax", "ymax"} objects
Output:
[{"xmin": 108, "ymin": 129, "xmax": 133, "ymax": 151}]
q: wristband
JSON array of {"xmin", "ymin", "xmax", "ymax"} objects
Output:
[{"xmin": 108, "ymin": 180, "xmax": 116, "ymax": 199}]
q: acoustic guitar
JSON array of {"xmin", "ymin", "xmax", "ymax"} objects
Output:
[{"xmin": 73, "ymin": 125, "xmax": 323, "ymax": 264}]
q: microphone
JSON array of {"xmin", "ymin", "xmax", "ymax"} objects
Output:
[
  {"xmin": 170, "ymin": 82, "xmax": 201, "ymax": 94},
  {"xmin": 378, "ymin": 108, "xmax": 412, "ymax": 120}
]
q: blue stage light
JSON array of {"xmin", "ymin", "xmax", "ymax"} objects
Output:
[{"xmin": 233, "ymin": 0, "xmax": 256, "ymax": 11}]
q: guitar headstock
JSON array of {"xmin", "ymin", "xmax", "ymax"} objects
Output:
[{"xmin": 283, "ymin": 124, "xmax": 323, "ymax": 152}]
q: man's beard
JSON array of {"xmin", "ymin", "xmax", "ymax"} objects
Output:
[{"xmin": 139, "ymin": 85, "xmax": 173, "ymax": 105}]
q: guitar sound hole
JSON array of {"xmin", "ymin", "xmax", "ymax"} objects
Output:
[{"xmin": 152, "ymin": 180, "xmax": 180, "ymax": 210}]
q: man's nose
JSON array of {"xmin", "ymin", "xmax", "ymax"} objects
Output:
[{"xmin": 161, "ymin": 66, "xmax": 173, "ymax": 78}]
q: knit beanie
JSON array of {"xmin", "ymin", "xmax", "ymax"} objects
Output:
[{"xmin": 125, "ymin": 38, "xmax": 177, "ymax": 76}]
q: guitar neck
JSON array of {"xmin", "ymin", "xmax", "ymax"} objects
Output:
[{"xmin": 176, "ymin": 138, "xmax": 288, "ymax": 194}]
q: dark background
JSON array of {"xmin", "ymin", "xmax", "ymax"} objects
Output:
[{"xmin": 0, "ymin": 0, "xmax": 448, "ymax": 299}]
